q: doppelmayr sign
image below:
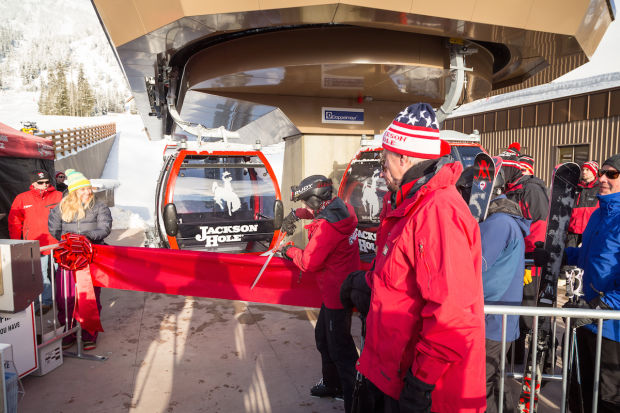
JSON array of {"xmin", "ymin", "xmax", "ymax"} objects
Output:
[{"xmin": 322, "ymin": 107, "xmax": 364, "ymax": 125}]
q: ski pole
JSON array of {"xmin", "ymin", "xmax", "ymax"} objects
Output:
[
  {"xmin": 250, "ymin": 232, "xmax": 287, "ymax": 290},
  {"xmin": 572, "ymin": 328, "xmax": 585, "ymax": 413}
]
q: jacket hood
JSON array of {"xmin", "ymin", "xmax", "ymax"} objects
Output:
[
  {"xmin": 487, "ymin": 195, "xmax": 531, "ymax": 236},
  {"xmin": 316, "ymin": 197, "xmax": 358, "ymax": 234},
  {"xmin": 520, "ymin": 175, "xmax": 547, "ymax": 191}
]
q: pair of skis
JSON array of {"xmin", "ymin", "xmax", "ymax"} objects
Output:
[
  {"xmin": 467, "ymin": 155, "xmax": 582, "ymax": 412},
  {"xmin": 468, "ymin": 152, "xmax": 501, "ymax": 222},
  {"xmin": 517, "ymin": 162, "xmax": 581, "ymax": 413}
]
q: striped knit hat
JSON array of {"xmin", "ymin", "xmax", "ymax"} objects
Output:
[
  {"xmin": 382, "ymin": 103, "xmax": 450, "ymax": 159},
  {"xmin": 519, "ymin": 155, "xmax": 534, "ymax": 175},
  {"xmin": 65, "ymin": 169, "xmax": 91, "ymax": 193},
  {"xmin": 582, "ymin": 161, "xmax": 599, "ymax": 176}
]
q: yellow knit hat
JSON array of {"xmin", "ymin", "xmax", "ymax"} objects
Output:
[{"xmin": 65, "ymin": 169, "xmax": 91, "ymax": 193}]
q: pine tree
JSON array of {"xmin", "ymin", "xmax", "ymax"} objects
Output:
[
  {"xmin": 77, "ymin": 65, "xmax": 95, "ymax": 116},
  {"xmin": 55, "ymin": 62, "xmax": 69, "ymax": 115}
]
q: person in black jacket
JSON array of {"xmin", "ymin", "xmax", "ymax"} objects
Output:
[
  {"xmin": 501, "ymin": 155, "xmax": 549, "ymax": 361},
  {"xmin": 55, "ymin": 171, "xmax": 68, "ymax": 193},
  {"xmin": 48, "ymin": 169, "xmax": 112, "ymax": 351}
]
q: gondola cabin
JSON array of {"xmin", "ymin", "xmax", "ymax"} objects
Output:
[
  {"xmin": 155, "ymin": 145, "xmax": 283, "ymax": 253},
  {"xmin": 338, "ymin": 147, "xmax": 387, "ymax": 263}
]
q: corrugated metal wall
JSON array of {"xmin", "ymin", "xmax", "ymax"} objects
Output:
[
  {"xmin": 491, "ymin": 30, "xmax": 587, "ymax": 95},
  {"xmin": 481, "ymin": 115, "xmax": 620, "ymax": 185}
]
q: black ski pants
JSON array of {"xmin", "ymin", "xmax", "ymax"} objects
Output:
[
  {"xmin": 485, "ymin": 339, "xmax": 516, "ymax": 413},
  {"xmin": 569, "ymin": 327, "xmax": 620, "ymax": 413},
  {"xmin": 315, "ymin": 304, "xmax": 359, "ymax": 413}
]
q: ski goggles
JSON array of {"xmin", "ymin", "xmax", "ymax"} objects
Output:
[{"xmin": 598, "ymin": 169, "xmax": 620, "ymax": 180}]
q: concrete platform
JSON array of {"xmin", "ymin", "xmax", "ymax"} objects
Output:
[
  {"xmin": 19, "ymin": 228, "xmax": 566, "ymax": 412},
  {"xmin": 20, "ymin": 229, "xmax": 353, "ymax": 412}
]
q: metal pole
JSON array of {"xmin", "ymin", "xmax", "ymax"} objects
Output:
[
  {"xmin": 498, "ymin": 314, "xmax": 507, "ymax": 413},
  {"xmin": 50, "ymin": 247, "xmax": 58, "ymax": 332},
  {"xmin": 551, "ymin": 316, "xmax": 558, "ymax": 375},
  {"xmin": 560, "ymin": 317, "xmax": 571, "ymax": 413},
  {"xmin": 529, "ymin": 316, "xmax": 539, "ymax": 413},
  {"xmin": 592, "ymin": 319, "xmax": 604, "ymax": 413}
]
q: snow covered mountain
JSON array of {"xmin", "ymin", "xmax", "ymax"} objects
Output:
[{"xmin": 0, "ymin": 0, "xmax": 128, "ymax": 112}]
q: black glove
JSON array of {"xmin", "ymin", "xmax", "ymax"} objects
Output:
[
  {"xmin": 530, "ymin": 241, "xmax": 550, "ymax": 268},
  {"xmin": 340, "ymin": 270, "xmax": 359, "ymax": 310},
  {"xmin": 562, "ymin": 295, "xmax": 611, "ymax": 329},
  {"xmin": 281, "ymin": 210, "xmax": 299, "ymax": 235},
  {"xmin": 399, "ymin": 370, "xmax": 435, "ymax": 413},
  {"xmin": 280, "ymin": 244, "xmax": 294, "ymax": 261},
  {"xmin": 351, "ymin": 289, "xmax": 371, "ymax": 317},
  {"xmin": 350, "ymin": 270, "xmax": 371, "ymax": 316}
]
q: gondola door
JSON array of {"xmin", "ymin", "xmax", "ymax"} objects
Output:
[
  {"xmin": 159, "ymin": 150, "xmax": 282, "ymax": 253},
  {"xmin": 338, "ymin": 148, "xmax": 387, "ymax": 263}
]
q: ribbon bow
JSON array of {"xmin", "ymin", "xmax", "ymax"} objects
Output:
[{"xmin": 53, "ymin": 234, "xmax": 103, "ymax": 335}]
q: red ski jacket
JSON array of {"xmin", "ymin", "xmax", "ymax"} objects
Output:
[
  {"xmin": 568, "ymin": 179, "xmax": 599, "ymax": 234},
  {"xmin": 8, "ymin": 185, "xmax": 63, "ymax": 254},
  {"xmin": 286, "ymin": 198, "xmax": 361, "ymax": 309},
  {"xmin": 357, "ymin": 161, "xmax": 486, "ymax": 412},
  {"xmin": 506, "ymin": 175, "xmax": 549, "ymax": 253}
]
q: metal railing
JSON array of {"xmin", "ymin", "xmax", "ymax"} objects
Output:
[
  {"xmin": 36, "ymin": 123, "xmax": 116, "ymax": 158},
  {"xmin": 484, "ymin": 304, "xmax": 620, "ymax": 413},
  {"xmin": 36, "ymin": 244, "xmax": 107, "ymax": 363}
]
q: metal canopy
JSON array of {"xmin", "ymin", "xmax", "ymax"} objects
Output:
[{"xmin": 91, "ymin": 1, "xmax": 614, "ymax": 140}]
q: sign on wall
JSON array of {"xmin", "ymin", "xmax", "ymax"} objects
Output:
[{"xmin": 322, "ymin": 107, "xmax": 364, "ymax": 124}]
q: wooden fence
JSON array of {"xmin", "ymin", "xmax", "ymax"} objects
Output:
[{"xmin": 37, "ymin": 123, "xmax": 116, "ymax": 158}]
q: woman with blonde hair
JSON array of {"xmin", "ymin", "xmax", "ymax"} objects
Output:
[{"xmin": 49, "ymin": 169, "xmax": 112, "ymax": 350}]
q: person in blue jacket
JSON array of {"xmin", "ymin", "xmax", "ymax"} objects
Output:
[
  {"xmin": 564, "ymin": 153, "xmax": 620, "ymax": 413},
  {"xmin": 479, "ymin": 167, "xmax": 530, "ymax": 413}
]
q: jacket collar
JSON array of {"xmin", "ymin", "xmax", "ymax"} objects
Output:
[
  {"xmin": 392, "ymin": 157, "xmax": 462, "ymax": 212},
  {"xmin": 29, "ymin": 184, "xmax": 56, "ymax": 198},
  {"xmin": 597, "ymin": 191, "xmax": 620, "ymax": 216},
  {"xmin": 579, "ymin": 177, "xmax": 598, "ymax": 189}
]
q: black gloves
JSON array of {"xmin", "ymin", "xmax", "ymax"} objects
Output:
[
  {"xmin": 562, "ymin": 295, "xmax": 611, "ymax": 329},
  {"xmin": 281, "ymin": 210, "xmax": 299, "ymax": 235},
  {"xmin": 530, "ymin": 241, "xmax": 551, "ymax": 268},
  {"xmin": 340, "ymin": 270, "xmax": 371, "ymax": 316},
  {"xmin": 399, "ymin": 370, "xmax": 435, "ymax": 413},
  {"xmin": 280, "ymin": 244, "xmax": 294, "ymax": 260},
  {"xmin": 340, "ymin": 271, "xmax": 356, "ymax": 310}
]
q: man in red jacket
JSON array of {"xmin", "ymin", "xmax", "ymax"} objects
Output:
[
  {"xmin": 280, "ymin": 175, "xmax": 360, "ymax": 413},
  {"xmin": 8, "ymin": 169, "xmax": 63, "ymax": 313},
  {"xmin": 567, "ymin": 161, "xmax": 599, "ymax": 247},
  {"xmin": 355, "ymin": 103, "xmax": 486, "ymax": 413}
]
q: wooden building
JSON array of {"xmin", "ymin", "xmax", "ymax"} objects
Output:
[{"xmin": 445, "ymin": 73, "xmax": 620, "ymax": 184}]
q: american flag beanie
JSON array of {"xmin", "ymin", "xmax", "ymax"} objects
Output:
[{"xmin": 382, "ymin": 103, "xmax": 451, "ymax": 159}]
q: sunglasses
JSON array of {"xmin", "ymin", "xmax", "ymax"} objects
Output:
[
  {"xmin": 36, "ymin": 180, "xmax": 50, "ymax": 185},
  {"xmin": 57, "ymin": 175, "xmax": 66, "ymax": 179},
  {"xmin": 598, "ymin": 169, "xmax": 620, "ymax": 180},
  {"xmin": 379, "ymin": 151, "xmax": 386, "ymax": 172}
]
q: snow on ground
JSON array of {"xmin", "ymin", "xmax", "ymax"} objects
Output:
[
  {"xmin": 99, "ymin": 114, "xmax": 167, "ymax": 228},
  {"xmin": 0, "ymin": 90, "xmax": 123, "ymax": 131}
]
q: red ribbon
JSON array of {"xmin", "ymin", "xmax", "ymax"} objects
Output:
[{"xmin": 53, "ymin": 234, "xmax": 103, "ymax": 335}]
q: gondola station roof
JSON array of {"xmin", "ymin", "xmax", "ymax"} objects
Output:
[{"xmin": 91, "ymin": 0, "xmax": 615, "ymax": 141}]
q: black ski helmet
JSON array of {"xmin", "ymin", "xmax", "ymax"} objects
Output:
[{"xmin": 291, "ymin": 175, "xmax": 333, "ymax": 210}]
